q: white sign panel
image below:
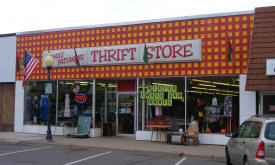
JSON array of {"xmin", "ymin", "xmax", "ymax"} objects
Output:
[
  {"xmin": 42, "ymin": 39, "xmax": 202, "ymax": 68},
  {"xmin": 266, "ymin": 58, "xmax": 275, "ymax": 76},
  {"xmin": 45, "ymin": 83, "xmax": 52, "ymax": 94}
]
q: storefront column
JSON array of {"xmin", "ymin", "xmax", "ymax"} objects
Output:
[
  {"xmin": 136, "ymin": 78, "xmax": 139, "ymax": 132},
  {"xmin": 55, "ymin": 80, "xmax": 59, "ymax": 124},
  {"xmin": 239, "ymin": 74, "xmax": 256, "ymax": 124},
  {"xmin": 184, "ymin": 77, "xmax": 187, "ymax": 132},
  {"xmin": 14, "ymin": 81, "xmax": 24, "ymax": 132},
  {"xmin": 104, "ymin": 81, "xmax": 107, "ymax": 123},
  {"xmin": 92, "ymin": 79, "xmax": 96, "ymax": 129},
  {"xmin": 142, "ymin": 78, "xmax": 145, "ymax": 130}
]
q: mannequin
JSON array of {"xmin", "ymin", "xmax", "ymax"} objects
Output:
[
  {"xmin": 64, "ymin": 94, "xmax": 70, "ymax": 117},
  {"xmin": 40, "ymin": 95, "xmax": 49, "ymax": 123}
]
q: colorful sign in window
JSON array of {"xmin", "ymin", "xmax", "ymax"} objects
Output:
[{"xmin": 140, "ymin": 84, "xmax": 182, "ymax": 106}]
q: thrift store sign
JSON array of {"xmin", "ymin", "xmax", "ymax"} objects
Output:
[
  {"xmin": 140, "ymin": 84, "xmax": 182, "ymax": 106},
  {"xmin": 42, "ymin": 39, "xmax": 202, "ymax": 68}
]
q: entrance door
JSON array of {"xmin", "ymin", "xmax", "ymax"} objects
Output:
[{"xmin": 117, "ymin": 93, "xmax": 136, "ymax": 135}]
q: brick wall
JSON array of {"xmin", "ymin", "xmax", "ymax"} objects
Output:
[{"xmin": 246, "ymin": 6, "xmax": 275, "ymax": 91}]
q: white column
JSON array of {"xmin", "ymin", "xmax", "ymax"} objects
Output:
[
  {"xmin": 14, "ymin": 81, "xmax": 24, "ymax": 132},
  {"xmin": 239, "ymin": 74, "xmax": 256, "ymax": 124},
  {"xmin": 93, "ymin": 79, "xmax": 96, "ymax": 129}
]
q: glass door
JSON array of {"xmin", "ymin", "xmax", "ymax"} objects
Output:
[{"xmin": 117, "ymin": 93, "xmax": 136, "ymax": 135}]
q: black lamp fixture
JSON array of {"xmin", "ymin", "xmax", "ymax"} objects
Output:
[{"xmin": 44, "ymin": 54, "xmax": 54, "ymax": 141}]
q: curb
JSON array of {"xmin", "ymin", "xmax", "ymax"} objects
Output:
[{"xmin": 1, "ymin": 138, "xmax": 226, "ymax": 162}]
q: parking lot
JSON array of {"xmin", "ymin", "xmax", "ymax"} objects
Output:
[{"xmin": 0, "ymin": 142, "xmax": 225, "ymax": 165}]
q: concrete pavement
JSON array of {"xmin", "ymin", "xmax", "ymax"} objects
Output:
[{"xmin": 0, "ymin": 132, "xmax": 226, "ymax": 161}]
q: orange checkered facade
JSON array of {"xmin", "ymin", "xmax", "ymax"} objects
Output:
[{"xmin": 16, "ymin": 13, "xmax": 254, "ymax": 80}]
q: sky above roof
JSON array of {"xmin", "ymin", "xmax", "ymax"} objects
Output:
[{"xmin": 1, "ymin": 0, "xmax": 275, "ymax": 35}]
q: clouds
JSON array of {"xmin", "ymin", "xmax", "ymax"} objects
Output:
[{"xmin": 0, "ymin": 0, "xmax": 275, "ymax": 34}]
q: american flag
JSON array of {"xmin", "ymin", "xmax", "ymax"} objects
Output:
[{"xmin": 22, "ymin": 49, "xmax": 39, "ymax": 88}]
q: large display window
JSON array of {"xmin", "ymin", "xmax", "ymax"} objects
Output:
[
  {"xmin": 24, "ymin": 81, "xmax": 57, "ymax": 125},
  {"xmin": 24, "ymin": 75, "xmax": 239, "ymax": 136},
  {"xmin": 57, "ymin": 80, "xmax": 93, "ymax": 127},
  {"xmin": 138, "ymin": 76, "xmax": 239, "ymax": 135},
  {"xmin": 138, "ymin": 78, "xmax": 186, "ymax": 132},
  {"xmin": 187, "ymin": 76, "xmax": 239, "ymax": 134}
]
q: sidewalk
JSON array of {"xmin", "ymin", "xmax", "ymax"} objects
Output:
[{"xmin": 0, "ymin": 132, "xmax": 225, "ymax": 161}]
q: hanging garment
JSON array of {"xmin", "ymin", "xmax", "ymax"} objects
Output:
[
  {"xmin": 25, "ymin": 96, "xmax": 32, "ymax": 121},
  {"xmin": 212, "ymin": 96, "xmax": 217, "ymax": 106},
  {"xmin": 40, "ymin": 95, "xmax": 49, "ymax": 121},
  {"xmin": 33, "ymin": 95, "xmax": 39, "ymax": 123},
  {"xmin": 209, "ymin": 106, "xmax": 218, "ymax": 122},
  {"xmin": 197, "ymin": 98, "xmax": 203, "ymax": 107},
  {"xmin": 224, "ymin": 95, "xmax": 232, "ymax": 117},
  {"xmin": 64, "ymin": 94, "xmax": 71, "ymax": 117},
  {"xmin": 73, "ymin": 105, "xmax": 78, "ymax": 117},
  {"xmin": 155, "ymin": 106, "xmax": 162, "ymax": 116}
]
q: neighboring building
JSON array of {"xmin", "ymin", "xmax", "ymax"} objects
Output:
[
  {"xmin": 12, "ymin": 10, "xmax": 257, "ymax": 145},
  {"xmin": 246, "ymin": 6, "xmax": 275, "ymax": 116},
  {"xmin": 0, "ymin": 33, "xmax": 16, "ymax": 131}
]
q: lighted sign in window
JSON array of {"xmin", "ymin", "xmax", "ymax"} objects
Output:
[{"xmin": 74, "ymin": 93, "xmax": 87, "ymax": 104}]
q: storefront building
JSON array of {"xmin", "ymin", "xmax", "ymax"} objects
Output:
[
  {"xmin": 0, "ymin": 34, "xmax": 16, "ymax": 131},
  {"xmin": 246, "ymin": 6, "xmax": 275, "ymax": 116},
  {"xmin": 14, "ymin": 11, "xmax": 256, "ymax": 145}
]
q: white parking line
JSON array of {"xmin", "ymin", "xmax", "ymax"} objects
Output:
[
  {"xmin": 175, "ymin": 157, "xmax": 187, "ymax": 165},
  {"xmin": 0, "ymin": 146, "xmax": 52, "ymax": 156},
  {"xmin": 64, "ymin": 151, "xmax": 112, "ymax": 165}
]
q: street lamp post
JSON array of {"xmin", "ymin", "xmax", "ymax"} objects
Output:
[{"xmin": 44, "ymin": 54, "xmax": 54, "ymax": 141}]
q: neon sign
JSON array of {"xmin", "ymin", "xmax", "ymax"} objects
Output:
[{"xmin": 74, "ymin": 93, "xmax": 87, "ymax": 104}]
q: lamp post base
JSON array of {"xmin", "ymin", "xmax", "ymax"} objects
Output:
[{"xmin": 46, "ymin": 129, "xmax": 52, "ymax": 141}]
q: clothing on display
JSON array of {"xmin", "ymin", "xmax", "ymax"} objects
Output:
[
  {"xmin": 64, "ymin": 94, "xmax": 71, "ymax": 117},
  {"xmin": 208, "ymin": 106, "xmax": 222, "ymax": 122},
  {"xmin": 40, "ymin": 95, "xmax": 49, "ymax": 121},
  {"xmin": 25, "ymin": 96, "xmax": 32, "ymax": 121},
  {"xmin": 155, "ymin": 106, "xmax": 162, "ymax": 116},
  {"xmin": 196, "ymin": 98, "xmax": 204, "ymax": 132},
  {"xmin": 33, "ymin": 95, "xmax": 39, "ymax": 123},
  {"xmin": 212, "ymin": 96, "xmax": 217, "ymax": 106},
  {"xmin": 224, "ymin": 95, "xmax": 232, "ymax": 117},
  {"xmin": 73, "ymin": 105, "xmax": 78, "ymax": 117},
  {"xmin": 196, "ymin": 98, "xmax": 203, "ymax": 107}
]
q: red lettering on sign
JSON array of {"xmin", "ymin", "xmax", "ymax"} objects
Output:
[
  {"xmin": 74, "ymin": 95, "xmax": 87, "ymax": 102},
  {"xmin": 183, "ymin": 44, "xmax": 193, "ymax": 57},
  {"xmin": 162, "ymin": 45, "xmax": 172, "ymax": 58},
  {"xmin": 146, "ymin": 43, "xmax": 194, "ymax": 60},
  {"xmin": 90, "ymin": 47, "xmax": 137, "ymax": 63}
]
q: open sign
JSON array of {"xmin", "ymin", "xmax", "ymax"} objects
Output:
[{"xmin": 74, "ymin": 93, "xmax": 87, "ymax": 104}]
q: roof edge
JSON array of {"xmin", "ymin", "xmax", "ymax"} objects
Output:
[
  {"xmin": 17, "ymin": 10, "xmax": 254, "ymax": 36},
  {"xmin": 0, "ymin": 33, "xmax": 16, "ymax": 37}
]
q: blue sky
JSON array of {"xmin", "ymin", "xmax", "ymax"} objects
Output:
[{"xmin": 1, "ymin": 0, "xmax": 275, "ymax": 34}]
